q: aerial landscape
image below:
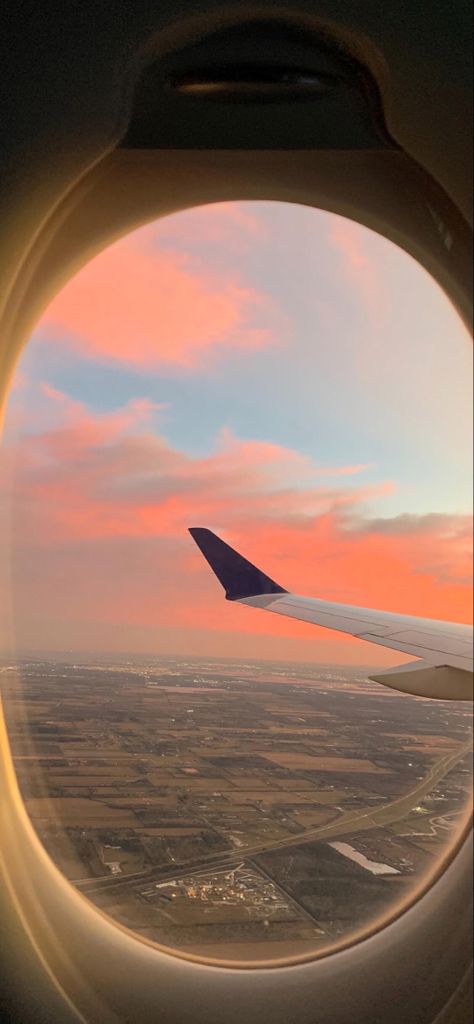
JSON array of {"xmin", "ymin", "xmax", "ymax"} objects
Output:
[
  {"xmin": 1, "ymin": 201, "xmax": 472, "ymax": 963},
  {"xmin": 3, "ymin": 654, "xmax": 471, "ymax": 962}
]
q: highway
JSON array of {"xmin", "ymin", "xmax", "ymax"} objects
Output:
[{"xmin": 75, "ymin": 738, "xmax": 472, "ymax": 898}]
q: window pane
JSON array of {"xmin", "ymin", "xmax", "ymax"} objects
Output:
[{"xmin": 1, "ymin": 201, "xmax": 472, "ymax": 964}]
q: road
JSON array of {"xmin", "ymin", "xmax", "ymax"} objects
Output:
[{"xmin": 75, "ymin": 738, "xmax": 472, "ymax": 898}]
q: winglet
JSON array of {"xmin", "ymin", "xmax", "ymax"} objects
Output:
[{"xmin": 189, "ymin": 528, "xmax": 288, "ymax": 601}]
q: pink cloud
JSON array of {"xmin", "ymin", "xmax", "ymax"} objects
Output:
[
  {"xmin": 213, "ymin": 428, "xmax": 371, "ymax": 482},
  {"xmin": 153, "ymin": 202, "xmax": 268, "ymax": 250},
  {"xmin": 329, "ymin": 217, "xmax": 387, "ymax": 325},
  {"xmin": 37, "ymin": 225, "xmax": 276, "ymax": 371},
  {"xmin": 1, "ymin": 387, "xmax": 471, "ymax": 662}
]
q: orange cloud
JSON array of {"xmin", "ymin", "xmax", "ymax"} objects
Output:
[
  {"xmin": 38, "ymin": 225, "xmax": 275, "ymax": 370},
  {"xmin": 1, "ymin": 388, "xmax": 471, "ymax": 662}
]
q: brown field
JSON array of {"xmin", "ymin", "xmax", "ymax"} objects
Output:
[
  {"xmin": 189, "ymin": 746, "xmax": 234, "ymax": 757},
  {"xmin": 91, "ymin": 788, "xmax": 121, "ymax": 796},
  {"xmin": 47, "ymin": 776, "xmax": 139, "ymax": 787},
  {"xmin": 62, "ymin": 750, "xmax": 140, "ymax": 759},
  {"xmin": 153, "ymin": 902, "xmax": 296, "ymax": 927},
  {"xmin": 402, "ymin": 744, "xmax": 458, "ymax": 755},
  {"xmin": 263, "ymin": 753, "xmax": 391, "ymax": 773},
  {"xmin": 195, "ymin": 749, "xmax": 265, "ymax": 758},
  {"xmin": 144, "ymin": 754, "xmax": 190, "ymax": 765},
  {"xmin": 25, "ymin": 797, "xmax": 138, "ymax": 826},
  {"xmin": 12, "ymin": 752, "xmax": 62, "ymax": 760},
  {"xmin": 10, "ymin": 702, "xmax": 54, "ymax": 714},
  {"xmin": 290, "ymin": 806, "xmax": 339, "ymax": 826},
  {"xmin": 223, "ymin": 776, "xmax": 273, "ymax": 790},
  {"xmin": 135, "ymin": 827, "xmax": 205, "ymax": 836},
  {"xmin": 54, "ymin": 765, "xmax": 140, "ymax": 777},
  {"xmin": 141, "ymin": 774, "xmax": 174, "ymax": 786},
  {"xmin": 386, "ymin": 733, "xmax": 461, "ymax": 746},
  {"xmin": 410, "ymin": 838, "xmax": 440, "ymax": 854},
  {"xmin": 41, "ymin": 835, "xmax": 92, "ymax": 879},
  {"xmin": 154, "ymin": 687, "xmax": 227, "ymax": 694},
  {"xmin": 273, "ymin": 778, "xmax": 317, "ymax": 790},
  {"xmin": 58, "ymin": 745, "xmax": 118, "ymax": 756},
  {"xmin": 106, "ymin": 796, "xmax": 177, "ymax": 807},
  {"xmin": 226, "ymin": 790, "xmax": 333, "ymax": 806},
  {"xmin": 267, "ymin": 726, "xmax": 326, "ymax": 735},
  {"xmin": 147, "ymin": 773, "xmax": 233, "ymax": 790},
  {"xmin": 263, "ymin": 705, "xmax": 309, "ymax": 713},
  {"xmin": 309, "ymin": 789, "xmax": 348, "ymax": 804},
  {"xmin": 166, "ymin": 731, "xmax": 212, "ymax": 739}
]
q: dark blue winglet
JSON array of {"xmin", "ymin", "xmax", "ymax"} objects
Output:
[{"xmin": 189, "ymin": 528, "xmax": 288, "ymax": 601}]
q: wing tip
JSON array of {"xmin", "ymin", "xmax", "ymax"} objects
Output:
[{"xmin": 188, "ymin": 527, "xmax": 287, "ymax": 600}]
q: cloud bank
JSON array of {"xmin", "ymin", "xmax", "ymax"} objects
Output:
[{"xmin": 1, "ymin": 386, "xmax": 471, "ymax": 660}]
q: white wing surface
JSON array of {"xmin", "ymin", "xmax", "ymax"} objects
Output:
[{"xmin": 189, "ymin": 528, "xmax": 473, "ymax": 701}]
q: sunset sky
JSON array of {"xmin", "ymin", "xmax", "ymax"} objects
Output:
[{"xmin": 1, "ymin": 201, "xmax": 472, "ymax": 664}]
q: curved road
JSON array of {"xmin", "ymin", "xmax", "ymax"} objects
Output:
[{"xmin": 76, "ymin": 738, "xmax": 472, "ymax": 897}]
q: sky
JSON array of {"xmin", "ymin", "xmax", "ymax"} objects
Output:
[{"xmin": 0, "ymin": 201, "xmax": 472, "ymax": 664}]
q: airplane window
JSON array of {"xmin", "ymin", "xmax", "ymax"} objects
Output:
[{"xmin": 1, "ymin": 201, "xmax": 472, "ymax": 965}]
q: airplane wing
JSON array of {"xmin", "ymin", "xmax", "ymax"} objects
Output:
[{"xmin": 189, "ymin": 528, "xmax": 473, "ymax": 701}]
